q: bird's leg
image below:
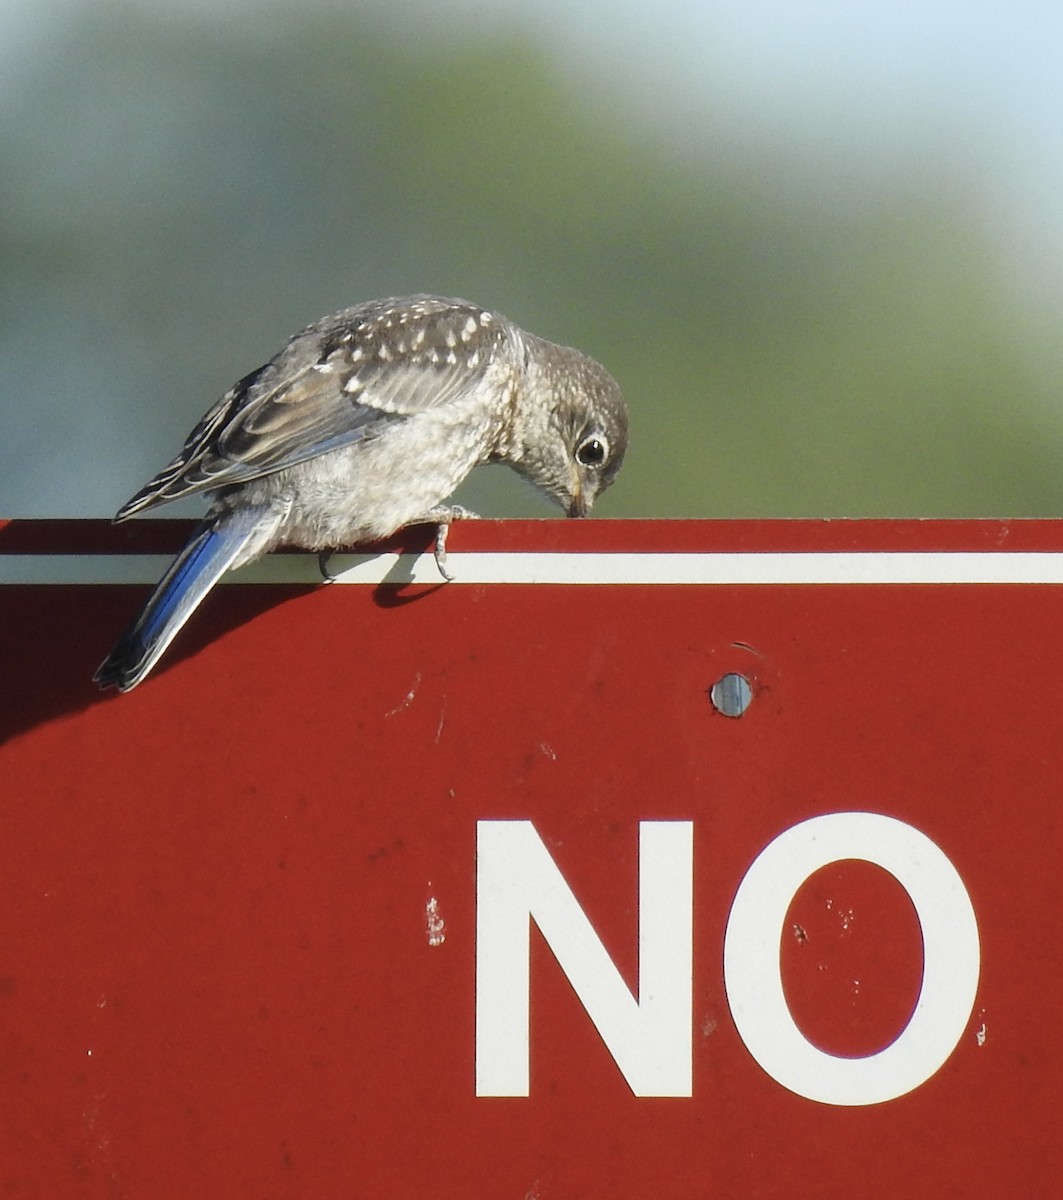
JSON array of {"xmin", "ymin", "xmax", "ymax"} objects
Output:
[
  {"xmin": 318, "ymin": 550, "xmax": 337, "ymax": 583},
  {"xmin": 422, "ymin": 505, "xmax": 479, "ymax": 581}
]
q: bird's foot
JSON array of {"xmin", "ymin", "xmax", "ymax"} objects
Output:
[
  {"xmin": 318, "ymin": 550, "xmax": 337, "ymax": 583},
  {"xmin": 423, "ymin": 505, "xmax": 479, "ymax": 581}
]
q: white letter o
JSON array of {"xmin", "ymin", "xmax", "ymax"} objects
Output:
[{"xmin": 723, "ymin": 812, "xmax": 980, "ymax": 1106}]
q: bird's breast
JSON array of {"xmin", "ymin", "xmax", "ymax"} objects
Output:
[{"xmin": 269, "ymin": 408, "xmax": 494, "ymax": 549}]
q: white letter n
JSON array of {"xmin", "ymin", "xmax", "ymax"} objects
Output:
[{"xmin": 475, "ymin": 820, "xmax": 693, "ymax": 1097}]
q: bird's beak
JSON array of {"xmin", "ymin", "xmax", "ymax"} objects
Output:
[
  {"xmin": 566, "ymin": 460, "xmax": 590, "ymax": 518},
  {"xmin": 567, "ymin": 484, "xmax": 588, "ymax": 519}
]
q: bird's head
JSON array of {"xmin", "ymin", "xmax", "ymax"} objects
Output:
[{"xmin": 512, "ymin": 340, "xmax": 629, "ymax": 518}]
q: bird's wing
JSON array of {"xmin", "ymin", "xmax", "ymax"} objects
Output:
[{"xmin": 115, "ymin": 298, "xmax": 511, "ymax": 519}]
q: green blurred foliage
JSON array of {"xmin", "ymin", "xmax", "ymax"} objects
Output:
[{"xmin": 2, "ymin": 3, "xmax": 1061, "ymax": 518}]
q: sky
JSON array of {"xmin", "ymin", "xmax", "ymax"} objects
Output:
[
  {"xmin": 6, "ymin": 0, "xmax": 1063, "ymax": 180},
  {"xmin": 3, "ymin": 0, "xmax": 1063, "ymax": 516},
  {"xmin": 4, "ymin": 0, "xmax": 1061, "ymax": 308}
]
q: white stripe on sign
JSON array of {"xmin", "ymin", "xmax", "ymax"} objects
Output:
[{"xmin": 4, "ymin": 550, "xmax": 1063, "ymax": 586}]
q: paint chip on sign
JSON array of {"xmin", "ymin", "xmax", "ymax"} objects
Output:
[{"xmin": 425, "ymin": 896, "xmax": 446, "ymax": 946}]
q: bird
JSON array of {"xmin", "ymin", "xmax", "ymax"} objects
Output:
[{"xmin": 94, "ymin": 294, "xmax": 629, "ymax": 692}]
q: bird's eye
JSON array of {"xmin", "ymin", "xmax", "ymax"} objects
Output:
[{"xmin": 575, "ymin": 435, "xmax": 608, "ymax": 468}]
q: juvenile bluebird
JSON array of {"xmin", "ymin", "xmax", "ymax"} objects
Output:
[{"xmin": 95, "ymin": 294, "xmax": 628, "ymax": 691}]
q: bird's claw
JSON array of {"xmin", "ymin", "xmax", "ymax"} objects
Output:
[
  {"xmin": 318, "ymin": 551, "xmax": 337, "ymax": 583},
  {"xmin": 434, "ymin": 526, "xmax": 456, "ymax": 582},
  {"xmin": 427, "ymin": 505, "xmax": 478, "ymax": 582}
]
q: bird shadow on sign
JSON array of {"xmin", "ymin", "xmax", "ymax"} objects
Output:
[
  {"xmin": 366, "ymin": 544, "xmax": 450, "ymax": 608},
  {"xmin": 0, "ymin": 519, "xmax": 444, "ymax": 747}
]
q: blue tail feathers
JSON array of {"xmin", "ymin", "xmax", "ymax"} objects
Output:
[{"xmin": 95, "ymin": 509, "xmax": 265, "ymax": 691}]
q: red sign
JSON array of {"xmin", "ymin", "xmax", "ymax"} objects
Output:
[{"xmin": 1, "ymin": 518, "xmax": 1061, "ymax": 1195}]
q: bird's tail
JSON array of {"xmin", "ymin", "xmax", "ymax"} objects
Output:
[{"xmin": 95, "ymin": 507, "xmax": 267, "ymax": 692}]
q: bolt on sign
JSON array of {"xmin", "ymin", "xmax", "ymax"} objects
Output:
[{"xmin": 1, "ymin": 518, "xmax": 1061, "ymax": 1197}]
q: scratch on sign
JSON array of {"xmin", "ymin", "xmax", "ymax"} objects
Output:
[{"xmin": 385, "ymin": 671, "xmax": 422, "ymax": 718}]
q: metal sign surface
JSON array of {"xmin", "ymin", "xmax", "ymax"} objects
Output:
[{"xmin": 1, "ymin": 519, "xmax": 1059, "ymax": 1196}]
